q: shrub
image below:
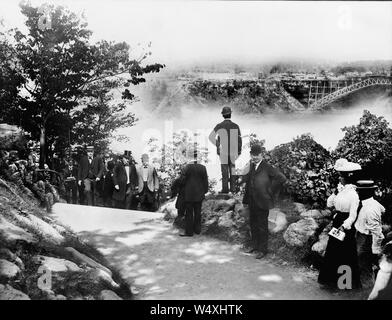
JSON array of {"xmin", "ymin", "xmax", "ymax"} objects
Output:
[
  {"xmin": 148, "ymin": 131, "xmax": 216, "ymax": 199},
  {"xmin": 0, "ymin": 133, "xmax": 30, "ymax": 159},
  {"xmin": 258, "ymin": 133, "xmax": 334, "ymax": 207},
  {"xmin": 334, "ymin": 109, "xmax": 392, "ymax": 206}
]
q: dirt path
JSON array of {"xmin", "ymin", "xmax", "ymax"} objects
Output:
[{"xmin": 51, "ymin": 203, "xmax": 367, "ymax": 300}]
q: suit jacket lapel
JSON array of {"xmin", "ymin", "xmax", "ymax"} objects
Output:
[{"xmin": 255, "ymin": 161, "xmax": 263, "ymax": 174}]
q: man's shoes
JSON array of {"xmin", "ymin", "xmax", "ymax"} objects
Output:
[
  {"xmin": 179, "ymin": 233, "xmax": 193, "ymax": 237},
  {"xmin": 255, "ymin": 252, "xmax": 267, "ymax": 259}
]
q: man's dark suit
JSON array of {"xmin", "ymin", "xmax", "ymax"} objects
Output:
[
  {"xmin": 209, "ymin": 119, "xmax": 242, "ymax": 193},
  {"xmin": 242, "ymin": 161, "xmax": 287, "ymax": 253},
  {"xmin": 62, "ymin": 165, "xmax": 78, "ymax": 204},
  {"xmin": 125, "ymin": 163, "xmax": 138, "ymax": 210},
  {"xmin": 112, "ymin": 160, "xmax": 128, "ymax": 209},
  {"xmin": 78, "ymin": 154, "xmax": 104, "ymax": 206},
  {"xmin": 171, "ymin": 176, "xmax": 186, "ymax": 218},
  {"xmin": 180, "ymin": 162, "xmax": 209, "ymax": 236}
]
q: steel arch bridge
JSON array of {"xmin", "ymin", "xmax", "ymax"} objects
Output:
[{"xmin": 310, "ymin": 76, "xmax": 392, "ymax": 110}]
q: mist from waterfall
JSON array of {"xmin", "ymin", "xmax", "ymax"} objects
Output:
[{"xmin": 111, "ymin": 84, "xmax": 392, "ymax": 189}]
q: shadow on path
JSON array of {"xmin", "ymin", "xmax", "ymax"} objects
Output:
[{"xmin": 52, "ymin": 203, "xmax": 366, "ymax": 300}]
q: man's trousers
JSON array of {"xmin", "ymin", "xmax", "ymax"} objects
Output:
[
  {"xmin": 249, "ymin": 202, "xmax": 269, "ymax": 254},
  {"xmin": 185, "ymin": 201, "xmax": 202, "ymax": 236}
]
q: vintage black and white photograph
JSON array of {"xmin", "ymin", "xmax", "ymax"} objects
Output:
[{"xmin": 1, "ymin": 0, "xmax": 392, "ymax": 304}]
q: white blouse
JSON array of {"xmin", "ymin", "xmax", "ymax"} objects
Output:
[{"xmin": 327, "ymin": 184, "xmax": 360, "ymax": 230}]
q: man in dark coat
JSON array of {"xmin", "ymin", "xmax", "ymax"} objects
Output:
[
  {"xmin": 77, "ymin": 146, "xmax": 105, "ymax": 206},
  {"xmin": 208, "ymin": 106, "xmax": 242, "ymax": 194},
  {"xmin": 179, "ymin": 150, "xmax": 209, "ymax": 237},
  {"xmin": 171, "ymin": 170, "xmax": 186, "ymax": 227},
  {"xmin": 112, "ymin": 155, "xmax": 128, "ymax": 209},
  {"xmin": 103, "ymin": 160, "xmax": 115, "ymax": 208},
  {"xmin": 124, "ymin": 152, "xmax": 139, "ymax": 210},
  {"xmin": 62, "ymin": 160, "xmax": 78, "ymax": 204},
  {"xmin": 241, "ymin": 144, "xmax": 287, "ymax": 259}
]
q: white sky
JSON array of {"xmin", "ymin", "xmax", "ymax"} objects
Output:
[{"xmin": 1, "ymin": 0, "xmax": 392, "ymax": 66}]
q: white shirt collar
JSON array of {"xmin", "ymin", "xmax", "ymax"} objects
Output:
[{"xmin": 254, "ymin": 161, "xmax": 262, "ymax": 168}]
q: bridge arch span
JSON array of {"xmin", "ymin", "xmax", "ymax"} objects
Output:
[{"xmin": 310, "ymin": 77, "xmax": 392, "ymax": 110}]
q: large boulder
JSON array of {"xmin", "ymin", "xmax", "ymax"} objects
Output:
[
  {"xmin": 64, "ymin": 247, "xmax": 112, "ymax": 277},
  {"xmin": 0, "ymin": 248, "xmax": 24, "ymax": 270},
  {"xmin": 12, "ymin": 212, "xmax": 64, "ymax": 245},
  {"xmin": 0, "ymin": 215, "xmax": 37, "ymax": 245},
  {"xmin": 268, "ymin": 209, "xmax": 288, "ymax": 233},
  {"xmin": 32, "ymin": 255, "xmax": 82, "ymax": 273},
  {"xmin": 0, "ymin": 259, "xmax": 20, "ymax": 280},
  {"xmin": 217, "ymin": 211, "xmax": 234, "ymax": 228},
  {"xmin": 300, "ymin": 209, "xmax": 324, "ymax": 220},
  {"xmin": 89, "ymin": 268, "xmax": 120, "ymax": 290},
  {"xmin": 311, "ymin": 222, "xmax": 333, "ymax": 257},
  {"xmin": 283, "ymin": 218, "xmax": 319, "ymax": 247},
  {"xmin": 99, "ymin": 290, "xmax": 122, "ymax": 300},
  {"xmin": 160, "ymin": 199, "xmax": 177, "ymax": 220},
  {"xmin": 301, "ymin": 209, "xmax": 333, "ymax": 220},
  {"xmin": 234, "ymin": 203, "xmax": 249, "ymax": 219},
  {"xmin": 293, "ymin": 202, "xmax": 307, "ymax": 214},
  {"xmin": 0, "ymin": 284, "xmax": 30, "ymax": 300},
  {"xmin": 213, "ymin": 199, "xmax": 236, "ymax": 212}
]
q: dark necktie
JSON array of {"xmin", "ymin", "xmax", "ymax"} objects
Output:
[{"xmin": 354, "ymin": 201, "xmax": 363, "ymax": 224}]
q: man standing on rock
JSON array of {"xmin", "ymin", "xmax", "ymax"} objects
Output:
[
  {"xmin": 241, "ymin": 144, "xmax": 287, "ymax": 259},
  {"xmin": 209, "ymin": 106, "xmax": 242, "ymax": 194}
]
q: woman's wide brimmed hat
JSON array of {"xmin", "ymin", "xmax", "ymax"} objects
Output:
[
  {"xmin": 356, "ymin": 180, "xmax": 378, "ymax": 189},
  {"xmin": 333, "ymin": 158, "xmax": 361, "ymax": 172}
]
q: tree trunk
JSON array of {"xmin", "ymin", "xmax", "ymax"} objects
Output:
[{"xmin": 39, "ymin": 126, "xmax": 46, "ymax": 169}]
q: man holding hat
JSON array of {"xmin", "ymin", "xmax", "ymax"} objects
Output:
[
  {"xmin": 241, "ymin": 143, "xmax": 287, "ymax": 259},
  {"xmin": 208, "ymin": 106, "xmax": 242, "ymax": 194},
  {"xmin": 355, "ymin": 180, "xmax": 385, "ymax": 288}
]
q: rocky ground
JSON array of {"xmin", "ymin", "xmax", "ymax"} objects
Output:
[
  {"xmin": 0, "ymin": 178, "xmax": 132, "ymax": 300},
  {"xmin": 161, "ymin": 193, "xmax": 333, "ymax": 269}
]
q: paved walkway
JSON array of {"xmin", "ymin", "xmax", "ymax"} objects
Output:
[{"xmin": 51, "ymin": 203, "xmax": 366, "ymax": 300}]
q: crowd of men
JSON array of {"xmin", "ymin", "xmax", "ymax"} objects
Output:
[
  {"xmin": 0, "ymin": 146, "xmax": 161, "ymax": 213},
  {"xmin": 62, "ymin": 147, "xmax": 161, "ymax": 211}
]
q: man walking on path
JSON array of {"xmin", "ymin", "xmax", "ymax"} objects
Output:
[
  {"xmin": 209, "ymin": 106, "xmax": 242, "ymax": 194},
  {"xmin": 136, "ymin": 154, "xmax": 160, "ymax": 212},
  {"xmin": 78, "ymin": 146, "xmax": 104, "ymax": 206},
  {"xmin": 124, "ymin": 151, "xmax": 138, "ymax": 210},
  {"xmin": 179, "ymin": 149, "xmax": 209, "ymax": 237},
  {"xmin": 241, "ymin": 144, "xmax": 287, "ymax": 259}
]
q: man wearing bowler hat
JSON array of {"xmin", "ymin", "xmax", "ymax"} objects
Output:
[
  {"xmin": 208, "ymin": 106, "xmax": 242, "ymax": 194},
  {"xmin": 355, "ymin": 180, "xmax": 385, "ymax": 288},
  {"xmin": 241, "ymin": 144, "xmax": 287, "ymax": 259}
]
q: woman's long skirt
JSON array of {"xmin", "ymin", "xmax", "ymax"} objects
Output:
[{"xmin": 318, "ymin": 211, "xmax": 361, "ymax": 290}]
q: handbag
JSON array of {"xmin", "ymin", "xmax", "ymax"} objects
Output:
[{"xmin": 328, "ymin": 227, "xmax": 346, "ymax": 241}]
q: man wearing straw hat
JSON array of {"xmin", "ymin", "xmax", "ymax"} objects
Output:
[{"xmin": 355, "ymin": 180, "xmax": 385, "ymax": 288}]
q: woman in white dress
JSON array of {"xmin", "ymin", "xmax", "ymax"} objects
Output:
[{"xmin": 318, "ymin": 158, "xmax": 362, "ymax": 290}]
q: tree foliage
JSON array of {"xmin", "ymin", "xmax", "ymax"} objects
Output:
[
  {"xmin": 334, "ymin": 110, "xmax": 392, "ymax": 200},
  {"xmin": 267, "ymin": 134, "xmax": 334, "ymax": 207},
  {"xmin": 0, "ymin": 3, "xmax": 164, "ymax": 167},
  {"xmin": 148, "ymin": 131, "xmax": 215, "ymax": 196}
]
